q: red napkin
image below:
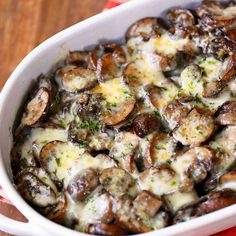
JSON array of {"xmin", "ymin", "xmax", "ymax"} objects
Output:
[{"xmin": 0, "ymin": 1, "xmax": 235, "ymax": 235}]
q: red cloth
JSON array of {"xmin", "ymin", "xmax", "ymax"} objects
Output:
[{"xmin": 0, "ymin": 1, "xmax": 235, "ymax": 235}]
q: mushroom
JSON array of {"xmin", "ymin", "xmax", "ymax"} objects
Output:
[
  {"xmin": 126, "ymin": 17, "xmax": 166, "ymax": 41},
  {"xmin": 200, "ymin": 189, "xmax": 236, "ymax": 214},
  {"xmin": 144, "ymin": 132, "xmax": 177, "ymax": 168},
  {"xmin": 116, "ymin": 199, "xmax": 168, "ymax": 233},
  {"xmin": 167, "ymin": 8, "xmax": 195, "ymax": 27},
  {"xmin": 21, "ymin": 88, "xmax": 50, "ymax": 126},
  {"xmin": 171, "ymin": 147, "xmax": 214, "ymax": 192},
  {"xmin": 67, "ymin": 168, "xmax": 99, "ymax": 201},
  {"xmin": 202, "ymin": 80, "xmax": 225, "ymax": 98},
  {"xmin": 100, "ymin": 94, "xmax": 136, "ymax": 126},
  {"xmin": 132, "ymin": 113, "xmax": 160, "ymax": 138},
  {"xmin": 220, "ymin": 55, "xmax": 236, "ymax": 82},
  {"xmin": 87, "ymin": 223, "xmax": 126, "ymax": 236},
  {"xmin": 97, "ymin": 53, "xmax": 120, "ymax": 82},
  {"xmin": 215, "ymin": 101, "xmax": 236, "ymax": 125},
  {"xmin": 197, "ymin": 1, "xmax": 236, "ymax": 30},
  {"xmin": 163, "ymin": 96, "xmax": 196, "ymax": 129},
  {"xmin": 139, "ymin": 165, "xmax": 179, "ymax": 196},
  {"xmin": 66, "ymin": 51, "xmax": 88, "ymax": 67},
  {"xmin": 173, "ymin": 109, "xmax": 214, "ymax": 146},
  {"xmin": 144, "ymin": 84, "xmax": 168, "ymax": 110},
  {"xmin": 16, "ymin": 168, "xmax": 57, "ymax": 208},
  {"xmin": 99, "ymin": 167, "xmax": 137, "ymax": 198},
  {"xmin": 174, "ymin": 189, "xmax": 236, "ymax": 223},
  {"xmin": 60, "ymin": 67, "xmax": 97, "ymax": 92},
  {"xmin": 103, "ymin": 43, "xmax": 126, "ymax": 65},
  {"xmin": 219, "ymin": 171, "xmax": 236, "ymax": 191},
  {"xmin": 133, "ymin": 190, "xmax": 162, "ymax": 217},
  {"xmin": 204, "ymin": 37, "xmax": 236, "ymax": 59},
  {"xmin": 47, "ymin": 194, "xmax": 67, "ymax": 224}
]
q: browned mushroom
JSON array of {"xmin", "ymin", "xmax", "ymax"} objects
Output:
[
  {"xmin": 61, "ymin": 67, "xmax": 97, "ymax": 92},
  {"xmin": 47, "ymin": 194, "xmax": 67, "ymax": 224},
  {"xmin": 167, "ymin": 8, "xmax": 195, "ymax": 27},
  {"xmin": 99, "ymin": 167, "xmax": 137, "ymax": 198},
  {"xmin": 17, "ymin": 168, "xmax": 57, "ymax": 208},
  {"xmin": 97, "ymin": 53, "xmax": 120, "ymax": 82},
  {"xmin": 200, "ymin": 189, "xmax": 236, "ymax": 214},
  {"xmin": 172, "ymin": 147, "xmax": 214, "ymax": 192},
  {"xmin": 67, "ymin": 168, "xmax": 99, "ymax": 201},
  {"xmin": 132, "ymin": 113, "xmax": 160, "ymax": 138},
  {"xmin": 133, "ymin": 190, "xmax": 162, "ymax": 217},
  {"xmin": 103, "ymin": 43, "xmax": 126, "ymax": 65},
  {"xmin": 126, "ymin": 17, "xmax": 166, "ymax": 41},
  {"xmin": 219, "ymin": 171, "xmax": 236, "ymax": 187},
  {"xmin": 100, "ymin": 96, "xmax": 136, "ymax": 126},
  {"xmin": 202, "ymin": 80, "xmax": 225, "ymax": 98},
  {"xmin": 204, "ymin": 37, "xmax": 236, "ymax": 59},
  {"xmin": 87, "ymin": 223, "xmax": 126, "ymax": 236},
  {"xmin": 66, "ymin": 51, "xmax": 88, "ymax": 67},
  {"xmin": 139, "ymin": 165, "xmax": 179, "ymax": 196},
  {"xmin": 215, "ymin": 101, "xmax": 236, "ymax": 125},
  {"xmin": 144, "ymin": 132, "xmax": 177, "ymax": 168},
  {"xmin": 163, "ymin": 96, "xmax": 196, "ymax": 129},
  {"xmin": 173, "ymin": 109, "xmax": 214, "ymax": 146},
  {"xmin": 197, "ymin": 1, "xmax": 236, "ymax": 29},
  {"xmin": 21, "ymin": 88, "xmax": 49, "ymax": 126},
  {"xmin": 220, "ymin": 55, "xmax": 236, "ymax": 82}
]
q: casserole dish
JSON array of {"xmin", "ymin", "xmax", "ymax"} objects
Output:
[{"xmin": 0, "ymin": 0, "xmax": 235, "ymax": 235}]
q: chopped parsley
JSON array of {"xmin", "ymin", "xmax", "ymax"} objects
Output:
[
  {"xmin": 77, "ymin": 119, "xmax": 101, "ymax": 134},
  {"xmin": 166, "ymin": 159, "xmax": 172, "ymax": 165},
  {"xmin": 55, "ymin": 157, "xmax": 61, "ymax": 167},
  {"xmin": 105, "ymin": 101, "xmax": 117, "ymax": 110}
]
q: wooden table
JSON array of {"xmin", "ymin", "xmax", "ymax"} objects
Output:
[{"xmin": 0, "ymin": 0, "xmax": 106, "ymax": 235}]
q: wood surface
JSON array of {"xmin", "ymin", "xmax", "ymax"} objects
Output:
[{"xmin": 0, "ymin": 0, "xmax": 106, "ymax": 235}]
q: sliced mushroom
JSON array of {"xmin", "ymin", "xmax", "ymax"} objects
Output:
[
  {"xmin": 167, "ymin": 8, "xmax": 195, "ymax": 27},
  {"xmin": 100, "ymin": 96, "xmax": 136, "ymax": 126},
  {"xmin": 219, "ymin": 171, "xmax": 236, "ymax": 191},
  {"xmin": 144, "ymin": 132, "xmax": 177, "ymax": 168},
  {"xmin": 220, "ymin": 55, "xmax": 236, "ymax": 82},
  {"xmin": 99, "ymin": 167, "xmax": 137, "ymax": 198},
  {"xmin": 21, "ymin": 88, "xmax": 49, "ymax": 126},
  {"xmin": 61, "ymin": 67, "xmax": 97, "ymax": 92},
  {"xmin": 163, "ymin": 96, "xmax": 195, "ymax": 129},
  {"xmin": 103, "ymin": 43, "xmax": 126, "ymax": 65},
  {"xmin": 164, "ymin": 190, "xmax": 199, "ymax": 213},
  {"xmin": 89, "ymin": 133, "xmax": 113, "ymax": 151},
  {"xmin": 145, "ymin": 84, "xmax": 167, "ymax": 110},
  {"xmin": 67, "ymin": 168, "xmax": 99, "ymax": 201},
  {"xmin": 200, "ymin": 189, "xmax": 236, "ymax": 214},
  {"xmin": 171, "ymin": 147, "xmax": 214, "ymax": 192},
  {"xmin": 215, "ymin": 101, "xmax": 236, "ymax": 125},
  {"xmin": 139, "ymin": 166, "xmax": 179, "ymax": 196},
  {"xmin": 17, "ymin": 168, "xmax": 57, "ymax": 208},
  {"xmin": 202, "ymin": 80, "xmax": 225, "ymax": 98},
  {"xmin": 66, "ymin": 51, "xmax": 88, "ymax": 67},
  {"xmin": 204, "ymin": 37, "xmax": 236, "ymax": 59},
  {"xmin": 76, "ymin": 92, "xmax": 103, "ymax": 118},
  {"xmin": 87, "ymin": 223, "xmax": 126, "ymax": 236},
  {"xmin": 197, "ymin": 1, "xmax": 236, "ymax": 29},
  {"xmin": 133, "ymin": 190, "xmax": 162, "ymax": 217},
  {"xmin": 132, "ymin": 113, "xmax": 160, "ymax": 138},
  {"xmin": 173, "ymin": 109, "xmax": 214, "ymax": 146},
  {"xmin": 47, "ymin": 194, "xmax": 67, "ymax": 224},
  {"xmin": 97, "ymin": 53, "xmax": 120, "ymax": 82},
  {"xmin": 92, "ymin": 78, "xmax": 136, "ymax": 126},
  {"xmin": 116, "ymin": 199, "xmax": 168, "ymax": 233},
  {"xmin": 126, "ymin": 17, "xmax": 166, "ymax": 41}
]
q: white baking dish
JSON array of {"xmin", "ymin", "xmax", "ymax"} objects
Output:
[{"xmin": 0, "ymin": 0, "xmax": 235, "ymax": 235}]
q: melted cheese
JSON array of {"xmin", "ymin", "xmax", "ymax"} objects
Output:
[
  {"xmin": 92, "ymin": 78, "xmax": 130, "ymax": 104},
  {"xmin": 21, "ymin": 128, "xmax": 67, "ymax": 163}
]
